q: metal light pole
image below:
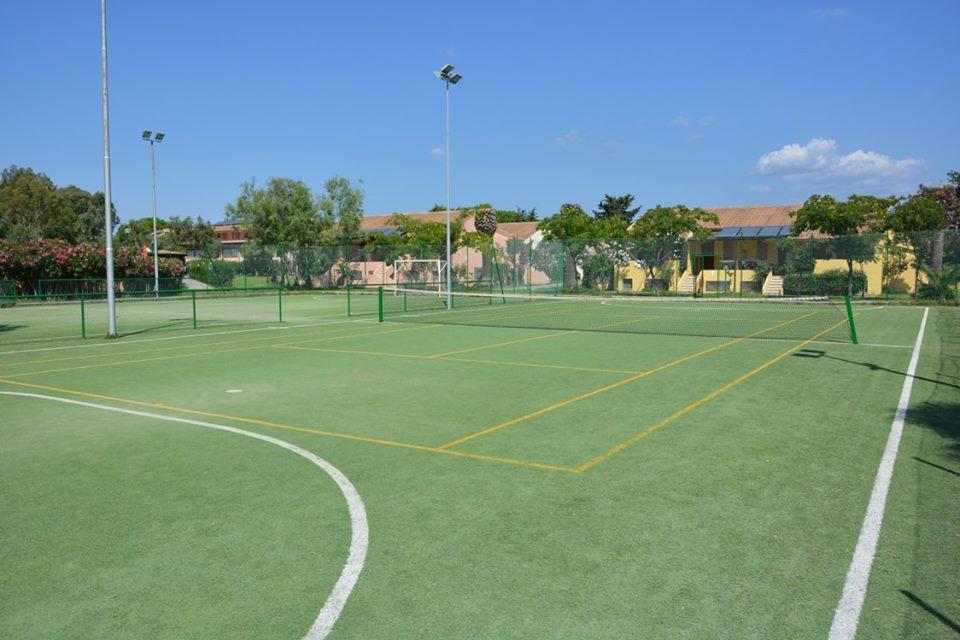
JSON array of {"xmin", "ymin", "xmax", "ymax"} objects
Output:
[
  {"xmin": 100, "ymin": 0, "xmax": 117, "ymax": 336},
  {"xmin": 142, "ymin": 131, "xmax": 165, "ymax": 294},
  {"xmin": 434, "ymin": 64, "xmax": 462, "ymax": 310}
]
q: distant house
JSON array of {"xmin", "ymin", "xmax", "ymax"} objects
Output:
[
  {"xmin": 617, "ymin": 204, "xmax": 916, "ymax": 296},
  {"xmin": 212, "ymin": 222, "xmax": 247, "ymax": 261}
]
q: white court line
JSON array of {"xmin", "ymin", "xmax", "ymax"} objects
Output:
[
  {"xmin": 0, "ymin": 391, "xmax": 368, "ymax": 640},
  {"xmin": 827, "ymin": 306, "xmax": 929, "ymax": 640},
  {"xmin": 0, "ymin": 317, "xmax": 372, "ymax": 357}
]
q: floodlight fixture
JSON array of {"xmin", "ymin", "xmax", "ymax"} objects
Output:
[
  {"xmin": 449, "ymin": 73, "xmax": 462, "ymax": 84},
  {"xmin": 440, "ymin": 63, "xmax": 454, "ymax": 75},
  {"xmin": 142, "ymin": 130, "xmax": 152, "ymax": 139},
  {"xmin": 155, "ymin": 132, "xmax": 165, "ymax": 142}
]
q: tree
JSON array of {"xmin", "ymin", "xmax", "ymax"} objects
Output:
[
  {"xmin": 225, "ymin": 178, "xmax": 330, "ymax": 286},
  {"xmin": 59, "ymin": 186, "xmax": 119, "ymax": 243},
  {"xmin": 0, "ymin": 166, "xmax": 71, "ymax": 241},
  {"xmin": 627, "ymin": 205, "xmax": 718, "ymax": 292},
  {"xmin": 791, "ymin": 194, "xmax": 895, "ymax": 297},
  {"xmin": 538, "ymin": 204, "xmax": 595, "ymax": 289},
  {"xmin": 225, "ymin": 178, "xmax": 326, "ymax": 246},
  {"xmin": 593, "ymin": 194, "xmax": 641, "ymax": 223},
  {"xmin": 164, "ymin": 216, "xmax": 216, "ymax": 254},
  {"xmin": 117, "ymin": 217, "xmax": 168, "ymax": 248},
  {"xmin": 318, "ymin": 177, "xmax": 364, "ymax": 244},
  {"xmin": 496, "ymin": 207, "xmax": 537, "ymax": 223}
]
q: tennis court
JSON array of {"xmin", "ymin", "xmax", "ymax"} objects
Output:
[{"xmin": 1, "ymin": 291, "xmax": 957, "ymax": 639}]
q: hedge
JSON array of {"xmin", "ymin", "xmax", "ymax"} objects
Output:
[
  {"xmin": 188, "ymin": 258, "xmax": 236, "ymax": 288},
  {"xmin": 783, "ymin": 268, "xmax": 867, "ymax": 296},
  {"xmin": 0, "ymin": 239, "xmax": 186, "ymax": 295}
]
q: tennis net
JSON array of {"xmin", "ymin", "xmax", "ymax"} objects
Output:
[{"xmin": 353, "ymin": 287, "xmax": 857, "ymax": 343}]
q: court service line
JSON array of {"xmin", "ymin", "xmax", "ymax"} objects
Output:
[
  {"xmin": 574, "ymin": 313, "xmax": 862, "ymax": 472},
  {"xmin": 0, "ymin": 378, "xmax": 576, "ymax": 474},
  {"xmin": 0, "ymin": 319, "xmax": 386, "ymax": 370},
  {"xmin": 828, "ymin": 307, "xmax": 928, "ymax": 640},
  {"xmin": 431, "ymin": 313, "xmax": 660, "ymax": 358},
  {"xmin": 277, "ymin": 344, "xmax": 641, "ymax": 375},
  {"xmin": 2, "ymin": 324, "xmax": 438, "ymax": 379},
  {"xmin": 436, "ymin": 311, "xmax": 820, "ymax": 450},
  {"xmin": 0, "ymin": 316, "xmax": 369, "ymax": 358},
  {"xmin": 0, "ymin": 391, "xmax": 366, "ymax": 640}
]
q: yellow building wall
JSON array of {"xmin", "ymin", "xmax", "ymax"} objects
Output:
[{"xmin": 615, "ymin": 260, "xmax": 682, "ymax": 292}]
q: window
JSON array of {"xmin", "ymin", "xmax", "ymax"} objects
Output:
[
  {"xmin": 222, "ymin": 246, "xmax": 240, "ymax": 258},
  {"xmin": 474, "ymin": 267, "xmax": 483, "ymax": 280},
  {"xmin": 187, "ymin": 249, "xmax": 202, "ymax": 258},
  {"xmin": 758, "ymin": 241, "xmax": 768, "ymax": 261},
  {"xmin": 622, "ymin": 278, "xmax": 633, "ymax": 291},
  {"xmin": 723, "ymin": 239, "xmax": 738, "ymax": 258}
]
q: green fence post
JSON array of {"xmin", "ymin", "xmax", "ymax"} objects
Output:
[
  {"xmin": 80, "ymin": 293, "xmax": 86, "ymax": 339},
  {"xmin": 192, "ymin": 289, "xmax": 197, "ymax": 329},
  {"xmin": 346, "ymin": 284, "xmax": 351, "ymax": 317},
  {"xmin": 278, "ymin": 286, "xmax": 283, "ymax": 323},
  {"xmin": 844, "ymin": 295, "xmax": 858, "ymax": 344},
  {"xmin": 377, "ymin": 286, "xmax": 384, "ymax": 323}
]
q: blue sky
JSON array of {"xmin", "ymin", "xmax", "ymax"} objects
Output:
[{"xmin": 1, "ymin": 1, "xmax": 957, "ymax": 222}]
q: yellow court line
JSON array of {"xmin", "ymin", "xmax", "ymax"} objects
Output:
[
  {"xmin": 435, "ymin": 310, "xmax": 820, "ymax": 450},
  {"xmin": 431, "ymin": 312, "xmax": 659, "ymax": 358},
  {"xmin": 277, "ymin": 344, "xmax": 640, "ymax": 375},
  {"xmin": 433, "ymin": 330, "xmax": 576, "ymax": 357},
  {"xmin": 574, "ymin": 314, "xmax": 859, "ymax": 473},
  {"xmin": 0, "ymin": 377, "xmax": 576, "ymax": 474},
  {"xmin": 3, "ymin": 324, "xmax": 437, "ymax": 379},
  {"xmin": 0, "ymin": 320, "xmax": 377, "ymax": 370}
]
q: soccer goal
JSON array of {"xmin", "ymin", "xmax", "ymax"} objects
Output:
[{"xmin": 393, "ymin": 259, "xmax": 446, "ymax": 295}]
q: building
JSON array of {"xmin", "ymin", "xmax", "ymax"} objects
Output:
[{"xmin": 616, "ymin": 205, "xmax": 921, "ymax": 296}]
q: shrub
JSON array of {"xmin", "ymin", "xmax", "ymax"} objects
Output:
[
  {"xmin": 915, "ymin": 265, "xmax": 959, "ymax": 300},
  {"xmin": 0, "ymin": 239, "xmax": 183, "ymax": 294},
  {"xmin": 188, "ymin": 258, "xmax": 235, "ymax": 288},
  {"xmin": 782, "ymin": 269, "xmax": 867, "ymax": 296}
]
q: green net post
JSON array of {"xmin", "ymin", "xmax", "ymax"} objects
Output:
[
  {"xmin": 844, "ymin": 295, "xmax": 858, "ymax": 344},
  {"xmin": 377, "ymin": 286, "xmax": 383, "ymax": 322},
  {"xmin": 80, "ymin": 293, "xmax": 86, "ymax": 339},
  {"xmin": 278, "ymin": 286, "xmax": 283, "ymax": 323},
  {"xmin": 346, "ymin": 284, "xmax": 351, "ymax": 317},
  {"xmin": 403, "ymin": 290, "xmax": 407, "ymax": 312},
  {"xmin": 192, "ymin": 289, "xmax": 198, "ymax": 329}
]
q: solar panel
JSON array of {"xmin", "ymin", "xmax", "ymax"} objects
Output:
[
  {"xmin": 739, "ymin": 226, "xmax": 763, "ymax": 237},
  {"xmin": 757, "ymin": 226, "xmax": 784, "ymax": 237},
  {"xmin": 712, "ymin": 227, "xmax": 742, "ymax": 239}
]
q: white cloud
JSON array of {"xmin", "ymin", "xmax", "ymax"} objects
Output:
[
  {"xmin": 697, "ymin": 115, "xmax": 719, "ymax": 126},
  {"xmin": 756, "ymin": 138, "xmax": 922, "ymax": 184},
  {"xmin": 670, "ymin": 116, "xmax": 692, "ymax": 128},
  {"xmin": 757, "ymin": 138, "xmax": 836, "ymax": 175},
  {"xmin": 832, "ymin": 149, "xmax": 921, "ymax": 177},
  {"xmin": 429, "ymin": 147, "xmax": 443, "ymax": 157},
  {"xmin": 555, "ymin": 130, "xmax": 583, "ymax": 145},
  {"xmin": 750, "ymin": 185, "xmax": 774, "ymax": 193}
]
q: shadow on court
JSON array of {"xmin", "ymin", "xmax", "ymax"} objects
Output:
[
  {"xmin": 791, "ymin": 349, "xmax": 960, "ymax": 391},
  {"xmin": 900, "ymin": 590, "xmax": 960, "ymax": 635}
]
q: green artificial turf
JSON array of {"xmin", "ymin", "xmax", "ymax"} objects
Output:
[{"xmin": 0, "ymin": 297, "xmax": 956, "ymax": 639}]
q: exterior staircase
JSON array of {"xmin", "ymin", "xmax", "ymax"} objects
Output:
[
  {"xmin": 763, "ymin": 274, "xmax": 784, "ymax": 296},
  {"xmin": 678, "ymin": 274, "xmax": 696, "ymax": 294}
]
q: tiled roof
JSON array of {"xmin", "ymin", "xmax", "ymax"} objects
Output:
[
  {"xmin": 360, "ymin": 210, "xmax": 466, "ymax": 232},
  {"xmin": 496, "ymin": 221, "xmax": 539, "ymax": 240},
  {"xmin": 702, "ymin": 205, "xmax": 801, "ymax": 229}
]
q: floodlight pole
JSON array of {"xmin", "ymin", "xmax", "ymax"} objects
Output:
[
  {"xmin": 149, "ymin": 138, "xmax": 160, "ymax": 295},
  {"xmin": 444, "ymin": 76, "xmax": 452, "ymax": 310},
  {"xmin": 100, "ymin": 0, "xmax": 117, "ymax": 336}
]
